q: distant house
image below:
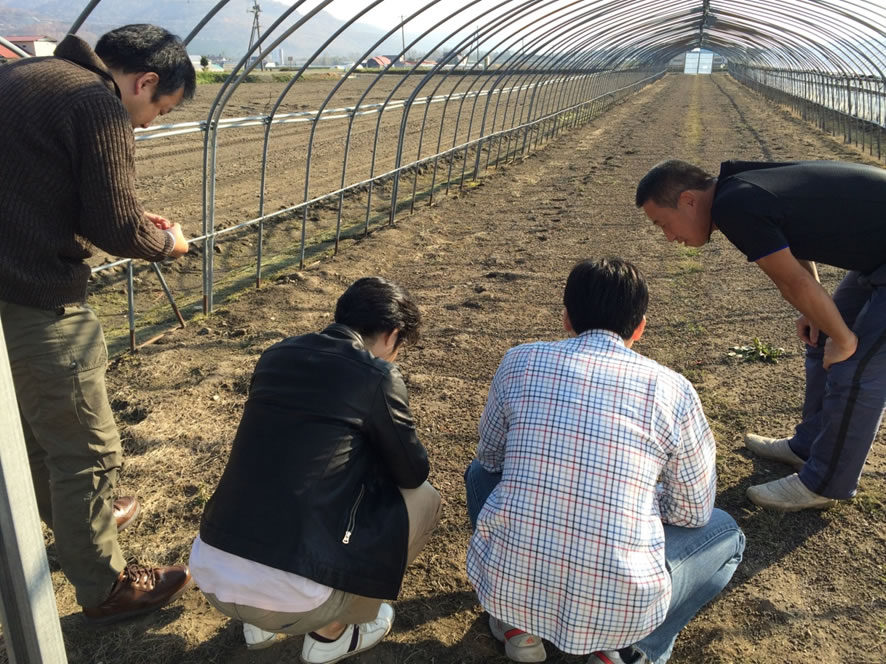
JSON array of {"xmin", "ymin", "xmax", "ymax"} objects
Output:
[
  {"xmin": 5, "ymin": 35, "xmax": 57, "ymax": 57},
  {"xmin": 400, "ymin": 60, "xmax": 437, "ymax": 69},
  {"xmin": 441, "ymin": 50, "xmax": 467, "ymax": 67},
  {"xmin": 363, "ymin": 55, "xmax": 392, "ymax": 68},
  {"xmin": 188, "ymin": 54, "xmax": 224, "ymax": 72},
  {"xmin": 0, "ymin": 43, "xmax": 22, "ymax": 63}
]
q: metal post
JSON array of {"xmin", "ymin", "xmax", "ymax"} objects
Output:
[{"xmin": 127, "ymin": 261, "xmax": 136, "ymax": 352}]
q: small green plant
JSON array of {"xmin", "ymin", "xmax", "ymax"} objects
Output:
[
  {"xmin": 852, "ymin": 490, "xmax": 886, "ymax": 517},
  {"xmin": 727, "ymin": 337, "xmax": 785, "ymax": 364},
  {"xmin": 676, "ymin": 259, "xmax": 703, "ymax": 274}
]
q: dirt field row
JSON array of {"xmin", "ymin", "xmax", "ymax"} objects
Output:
[
  {"xmin": 45, "ymin": 73, "xmax": 886, "ymax": 664},
  {"xmin": 92, "ymin": 71, "xmax": 644, "ymax": 352},
  {"xmin": 131, "ymin": 73, "xmax": 595, "ymax": 236}
]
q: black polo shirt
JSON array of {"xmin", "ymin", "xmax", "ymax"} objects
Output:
[{"xmin": 711, "ymin": 160, "xmax": 886, "ymax": 274}]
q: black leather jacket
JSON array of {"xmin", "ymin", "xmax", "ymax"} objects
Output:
[{"xmin": 200, "ymin": 324, "xmax": 429, "ymax": 599}]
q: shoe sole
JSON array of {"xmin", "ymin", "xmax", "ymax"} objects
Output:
[
  {"xmin": 246, "ymin": 633, "xmax": 285, "ymax": 650},
  {"xmin": 299, "ymin": 618, "xmax": 394, "ymax": 664},
  {"xmin": 82, "ymin": 576, "xmax": 195, "ymax": 626},
  {"xmin": 743, "ymin": 438, "xmax": 805, "ymax": 471},
  {"xmin": 746, "ymin": 490, "xmax": 836, "ymax": 512},
  {"xmin": 489, "ymin": 616, "xmax": 547, "ymax": 662},
  {"xmin": 115, "ymin": 501, "xmax": 142, "ymax": 533}
]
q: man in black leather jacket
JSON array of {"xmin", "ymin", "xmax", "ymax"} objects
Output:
[{"xmin": 190, "ymin": 277, "xmax": 441, "ymax": 663}]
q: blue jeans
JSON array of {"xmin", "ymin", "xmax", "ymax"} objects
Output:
[
  {"xmin": 464, "ymin": 460, "xmax": 744, "ymax": 663},
  {"xmin": 792, "ymin": 266, "xmax": 886, "ymax": 499}
]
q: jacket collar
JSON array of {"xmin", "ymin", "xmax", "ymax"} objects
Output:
[
  {"xmin": 53, "ymin": 34, "xmax": 121, "ymax": 99},
  {"xmin": 322, "ymin": 323, "xmax": 365, "ymax": 347}
]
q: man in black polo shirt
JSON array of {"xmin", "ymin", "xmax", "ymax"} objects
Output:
[{"xmin": 635, "ymin": 160, "xmax": 886, "ymax": 511}]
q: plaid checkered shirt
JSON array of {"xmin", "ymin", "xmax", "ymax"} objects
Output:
[{"xmin": 466, "ymin": 330, "xmax": 716, "ymax": 654}]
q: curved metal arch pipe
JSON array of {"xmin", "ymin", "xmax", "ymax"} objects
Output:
[
  {"xmin": 356, "ymin": 0, "xmax": 566, "ymax": 222},
  {"xmin": 466, "ymin": 0, "xmax": 677, "ymax": 141},
  {"xmin": 54, "ymin": 0, "xmax": 886, "ymax": 344},
  {"xmin": 398, "ymin": 0, "xmax": 579, "ymax": 177},
  {"xmin": 199, "ymin": 0, "xmax": 336, "ymax": 311},
  {"xmin": 392, "ymin": 0, "xmax": 662, "ymax": 209},
  {"xmin": 290, "ymin": 0, "xmax": 497, "ymax": 264},
  {"xmin": 252, "ymin": 0, "xmax": 388, "ymax": 279},
  {"xmin": 183, "ymin": 0, "xmax": 234, "ymax": 47},
  {"xmin": 381, "ymin": 0, "xmax": 558, "ymax": 214},
  {"xmin": 358, "ymin": 0, "xmax": 580, "ymax": 226},
  {"xmin": 419, "ymin": 8, "xmax": 608, "ymax": 200},
  {"xmin": 67, "ymin": 0, "xmax": 101, "ymax": 35},
  {"xmin": 580, "ymin": 7, "xmax": 822, "ymax": 73},
  {"xmin": 710, "ymin": 2, "xmax": 880, "ymax": 76},
  {"xmin": 419, "ymin": 1, "xmax": 608, "ymax": 198},
  {"xmin": 479, "ymin": 24, "xmax": 651, "ymax": 168}
]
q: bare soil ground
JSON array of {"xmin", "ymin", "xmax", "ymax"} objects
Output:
[
  {"xmin": 39, "ymin": 73, "xmax": 886, "ymax": 663},
  {"xmin": 88, "ymin": 73, "xmax": 550, "ymax": 346}
]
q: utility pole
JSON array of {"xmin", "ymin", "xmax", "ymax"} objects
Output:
[
  {"xmin": 247, "ymin": 0, "xmax": 264, "ymax": 72},
  {"xmin": 400, "ymin": 15, "xmax": 406, "ymax": 65}
]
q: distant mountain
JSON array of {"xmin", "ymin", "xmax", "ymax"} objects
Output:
[{"xmin": 0, "ymin": 0, "xmax": 403, "ymax": 60}]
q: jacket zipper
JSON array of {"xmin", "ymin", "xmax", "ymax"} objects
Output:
[{"xmin": 342, "ymin": 484, "xmax": 365, "ymax": 544}]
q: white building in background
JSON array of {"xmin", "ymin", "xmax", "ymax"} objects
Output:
[
  {"xmin": 5, "ymin": 35, "xmax": 57, "ymax": 56},
  {"xmin": 189, "ymin": 54, "xmax": 224, "ymax": 71},
  {"xmin": 684, "ymin": 48, "xmax": 714, "ymax": 74}
]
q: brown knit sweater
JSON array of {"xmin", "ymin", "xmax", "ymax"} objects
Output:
[{"xmin": 0, "ymin": 35, "xmax": 174, "ymax": 309}]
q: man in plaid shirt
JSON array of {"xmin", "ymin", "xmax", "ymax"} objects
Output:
[{"xmin": 465, "ymin": 258, "xmax": 744, "ymax": 663}]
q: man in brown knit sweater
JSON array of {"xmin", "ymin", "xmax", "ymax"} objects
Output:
[{"xmin": 0, "ymin": 24, "xmax": 196, "ymax": 623}]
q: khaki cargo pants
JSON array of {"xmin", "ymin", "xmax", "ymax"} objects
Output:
[
  {"xmin": 0, "ymin": 301, "xmax": 125, "ymax": 608},
  {"xmin": 203, "ymin": 481, "xmax": 442, "ymax": 634}
]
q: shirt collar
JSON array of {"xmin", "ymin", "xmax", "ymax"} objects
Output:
[
  {"xmin": 53, "ymin": 34, "xmax": 121, "ymax": 99},
  {"xmin": 574, "ymin": 328, "xmax": 626, "ymax": 347},
  {"xmin": 321, "ymin": 323, "xmax": 365, "ymax": 347}
]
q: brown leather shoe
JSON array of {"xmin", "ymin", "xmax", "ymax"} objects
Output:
[
  {"xmin": 82, "ymin": 563, "xmax": 194, "ymax": 625},
  {"xmin": 113, "ymin": 496, "xmax": 141, "ymax": 532}
]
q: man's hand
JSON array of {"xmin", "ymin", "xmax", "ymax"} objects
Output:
[
  {"xmin": 167, "ymin": 223, "xmax": 189, "ymax": 259},
  {"xmin": 795, "ymin": 314, "xmax": 819, "ymax": 346},
  {"xmin": 145, "ymin": 211, "xmax": 172, "ymax": 230},
  {"xmin": 823, "ymin": 332, "xmax": 858, "ymax": 369}
]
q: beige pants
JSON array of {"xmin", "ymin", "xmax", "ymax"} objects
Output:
[{"xmin": 203, "ymin": 481, "xmax": 441, "ymax": 634}]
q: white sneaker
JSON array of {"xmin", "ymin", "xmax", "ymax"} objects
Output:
[
  {"xmin": 243, "ymin": 622, "xmax": 282, "ymax": 650},
  {"xmin": 489, "ymin": 615, "xmax": 547, "ymax": 662},
  {"xmin": 300, "ymin": 603, "xmax": 394, "ymax": 664},
  {"xmin": 744, "ymin": 434, "xmax": 805, "ymax": 470},
  {"xmin": 746, "ymin": 473, "xmax": 837, "ymax": 511}
]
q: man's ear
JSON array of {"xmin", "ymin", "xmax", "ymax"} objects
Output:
[
  {"xmin": 384, "ymin": 328, "xmax": 400, "ymax": 353},
  {"xmin": 628, "ymin": 315, "xmax": 647, "ymax": 343},
  {"xmin": 134, "ymin": 71, "xmax": 159, "ymax": 97},
  {"xmin": 678, "ymin": 190, "xmax": 696, "ymax": 208},
  {"xmin": 562, "ymin": 308, "xmax": 576, "ymax": 337}
]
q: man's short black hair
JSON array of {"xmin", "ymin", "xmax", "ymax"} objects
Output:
[
  {"xmin": 635, "ymin": 159, "xmax": 715, "ymax": 208},
  {"xmin": 95, "ymin": 24, "xmax": 196, "ymax": 101},
  {"xmin": 335, "ymin": 277, "xmax": 421, "ymax": 348},
  {"xmin": 563, "ymin": 258, "xmax": 648, "ymax": 339}
]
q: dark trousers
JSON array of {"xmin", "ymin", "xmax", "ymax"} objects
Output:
[{"xmin": 792, "ymin": 265, "xmax": 886, "ymax": 499}]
